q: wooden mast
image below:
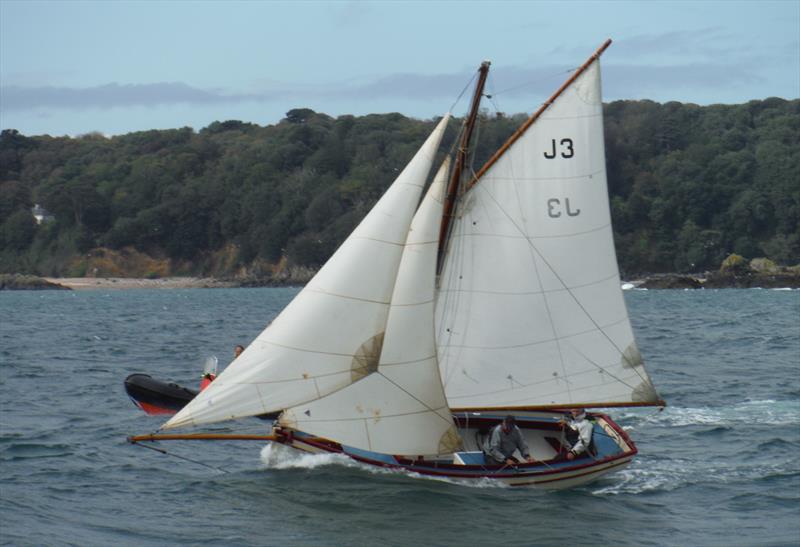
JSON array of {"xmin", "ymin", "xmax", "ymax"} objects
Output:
[{"xmin": 436, "ymin": 60, "xmax": 491, "ymax": 274}]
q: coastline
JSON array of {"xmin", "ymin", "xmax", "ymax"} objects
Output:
[
  {"xmin": 2, "ymin": 272, "xmax": 798, "ymax": 291},
  {"xmin": 41, "ymin": 277, "xmax": 240, "ymax": 290}
]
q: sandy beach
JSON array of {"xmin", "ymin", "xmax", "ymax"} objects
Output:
[{"xmin": 43, "ymin": 277, "xmax": 238, "ymax": 290}]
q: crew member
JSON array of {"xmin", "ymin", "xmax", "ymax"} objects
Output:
[
  {"xmin": 486, "ymin": 415, "xmax": 534, "ymax": 466},
  {"xmin": 561, "ymin": 408, "xmax": 593, "ymax": 460}
]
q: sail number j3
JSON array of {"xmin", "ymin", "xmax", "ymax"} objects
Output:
[{"xmin": 544, "ymin": 138, "xmax": 574, "ymax": 159}]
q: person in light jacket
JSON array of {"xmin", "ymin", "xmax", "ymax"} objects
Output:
[
  {"xmin": 561, "ymin": 408, "xmax": 593, "ymax": 460},
  {"xmin": 486, "ymin": 415, "xmax": 534, "ymax": 466}
]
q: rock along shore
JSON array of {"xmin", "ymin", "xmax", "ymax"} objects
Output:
[
  {"xmin": 2, "ymin": 271, "xmax": 798, "ymax": 291},
  {"xmin": 631, "ymin": 272, "xmax": 800, "ymax": 289}
]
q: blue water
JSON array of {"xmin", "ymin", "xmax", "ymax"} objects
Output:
[{"xmin": 1, "ymin": 288, "xmax": 798, "ymax": 546}]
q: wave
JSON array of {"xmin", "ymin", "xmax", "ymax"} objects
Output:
[
  {"xmin": 0, "ymin": 442, "xmax": 74, "ymax": 461},
  {"xmin": 592, "ymin": 456, "xmax": 799, "ymax": 496},
  {"xmin": 618, "ymin": 399, "xmax": 799, "ymax": 428},
  {"xmin": 259, "ymin": 443, "xmax": 354, "ymax": 470}
]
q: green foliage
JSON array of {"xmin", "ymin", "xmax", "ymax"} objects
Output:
[
  {"xmin": 2, "ymin": 209, "xmax": 36, "ymax": 250},
  {"xmin": 721, "ymin": 253, "xmax": 748, "ymax": 273},
  {"xmin": 0, "ymin": 98, "xmax": 798, "ymax": 276}
]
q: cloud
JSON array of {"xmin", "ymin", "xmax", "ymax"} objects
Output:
[
  {"xmin": 0, "ymin": 82, "xmax": 272, "ymax": 111},
  {"xmin": 0, "ymin": 52, "xmax": 787, "ymax": 116},
  {"xmin": 604, "ymin": 63, "xmax": 764, "ymax": 100}
]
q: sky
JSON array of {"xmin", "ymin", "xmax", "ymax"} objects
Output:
[{"xmin": 1, "ymin": 0, "xmax": 798, "ymax": 137}]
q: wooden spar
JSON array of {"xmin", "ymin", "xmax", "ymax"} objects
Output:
[
  {"xmin": 436, "ymin": 60, "xmax": 491, "ymax": 274},
  {"xmin": 128, "ymin": 433, "xmax": 277, "ymax": 443},
  {"xmin": 466, "ymin": 38, "xmax": 612, "ymax": 191},
  {"xmin": 451, "ymin": 399, "xmax": 667, "ymax": 413}
]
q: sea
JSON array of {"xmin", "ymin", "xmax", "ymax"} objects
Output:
[{"xmin": 1, "ymin": 287, "xmax": 798, "ymax": 547}]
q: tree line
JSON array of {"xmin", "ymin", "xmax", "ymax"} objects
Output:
[{"xmin": 1, "ymin": 98, "xmax": 798, "ymax": 278}]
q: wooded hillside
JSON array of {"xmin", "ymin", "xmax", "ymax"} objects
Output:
[{"xmin": 1, "ymin": 98, "xmax": 797, "ymax": 278}]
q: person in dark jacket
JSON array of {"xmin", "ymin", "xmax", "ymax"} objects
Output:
[{"xmin": 485, "ymin": 415, "xmax": 534, "ymax": 466}]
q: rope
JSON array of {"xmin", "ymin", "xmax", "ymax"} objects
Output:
[
  {"xmin": 129, "ymin": 438, "xmax": 230, "ymax": 474},
  {"xmin": 491, "ymin": 67, "xmax": 575, "ymax": 97},
  {"xmin": 449, "ymin": 70, "xmax": 478, "ymax": 114}
]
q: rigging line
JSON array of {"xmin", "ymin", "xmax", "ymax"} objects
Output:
[
  {"xmin": 491, "ymin": 68, "xmax": 576, "ymax": 97},
  {"xmin": 564, "ymin": 343, "xmax": 640, "ymax": 392},
  {"xmin": 466, "ymin": 112, "xmax": 482, "ymax": 178},
  {"xmin": 129, "ymin": 438, "xmax": 230, "ymax": 474},
  {"xmin": 373, "ymin": 370, "xmax": 458, "ymax": 430},
  {"xmin": 474, "ymin": 182, "xmax": 571, "ymax": 400},
  {"xmin": 484, "ymin": 71, "xmax": 505, "ymax": 115},
  {"xmin": 476, "ymin": 184, "xmax": 651, "ymax": 387},
  {"xmin": 503, "ymin": 153, "xmax": 564, "ymax": 376},
  {"xmin": 436, "ymin": 188, "xmax": 471, "ymax": 388},
  {"xmin": 449, "ymin": 70, "xmax": 479, "ymax": 114}
]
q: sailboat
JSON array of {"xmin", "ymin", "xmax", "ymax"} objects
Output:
[{"xmin": 130, "ymin": 39, "xmax": 664, "ymax": 488}]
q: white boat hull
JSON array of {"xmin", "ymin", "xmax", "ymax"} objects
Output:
[{"xmin": 272, "ymin": 411, "xmax": 636, "ymax": 489}]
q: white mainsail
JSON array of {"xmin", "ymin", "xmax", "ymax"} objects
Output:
[
  {"xmin": 435, "ymin": 60, "xmax": 659, "ymax": 409},
  {"xmin": 280, "ymin": 159, "xmax": 462, "ymax": 456},
  {"xmin": 164, "ymin": 115, "xmax": 450, "ymax": 430}
]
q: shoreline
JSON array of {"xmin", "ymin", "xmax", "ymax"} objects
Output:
[
  {"xmin": 42, "ymin": 277, "xmax": 240, "ymax": 290},
  {"xmin": 2, "ymin": 272, "xmax": 798, "ymax": 291}
]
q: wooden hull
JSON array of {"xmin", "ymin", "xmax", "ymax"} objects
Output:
[{"xmin": 272, "ymin": 410, "xmax": 636, "ymax": 489}]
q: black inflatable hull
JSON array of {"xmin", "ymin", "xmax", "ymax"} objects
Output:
[{"xmin": 124, "ymin": 373, "xmax": 198, "ymax": 415}]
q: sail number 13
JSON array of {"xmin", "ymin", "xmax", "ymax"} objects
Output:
[{"xmin": 544, "ymin": 138, "xmax": 574, "ymax": 159}]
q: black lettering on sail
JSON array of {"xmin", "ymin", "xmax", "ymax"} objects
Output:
[{"xmin": 544, "ymin": 139, "xmax": 556, "ymax": 159}]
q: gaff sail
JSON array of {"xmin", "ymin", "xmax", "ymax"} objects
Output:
[{"xmin": 435, "ymin": 59, "xmax": 660, "ymax": 410}]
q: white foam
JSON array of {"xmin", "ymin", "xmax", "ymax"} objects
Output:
[
  {"xmin": 592, "ymin": 456, "xmax": 798, "ymax": 496},
  {"xmin": 258, "ymin": 443, "xmax": 508, "ymax": 488},
  {"xmin": 259, "ymin": 443, "xmax": 353, "ymax": 470},
  {"xmin": 618, "ymin": 399, "xmax": 799, "ymax": 428}
]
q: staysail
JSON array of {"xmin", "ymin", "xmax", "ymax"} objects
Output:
[
  {"xmin": 164, "ymin": 115, "xmax": 450, "ymax": 430},
  {"xmin": 280, "ymin": 159, "xmax": 462, "ymax": 456},
  {"xmin": 435, "ymin": 56, "xmax": 661, "ymax": 410}
]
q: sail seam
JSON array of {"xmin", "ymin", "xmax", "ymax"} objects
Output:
[
  {"xmin": 379, "ymin": 354, "xmax": 437, "ymax": 367},
  {"xmin": 449, "ymin": 221, "xmax": 611, "ymax": 241},
  {"xmin": 388, "ymin": 297, "xmax": 435, "ymax": 308},
  {"xmin": 253, "ymin": 339, "xmax": 363, "ymax": 359},
  {"xmin": 532, "ymin": 111, "xmax": 601, "ymax": 122},
  {"xmin": 438, "ymin": 315, "xmax": 629, "ymax": 350},
  {"xmin": 227, "ymin": 370, "xmax": 350, "ymax": 385},
  {"xmin": 303, "ymin": 286, "xmax": 391, "ymax": 305},
  {"xmin": 480, "ymin": 167, "xmax": 605, "ymax": 183},
  {"xmin": 448, "ymin": 369, "xmax": 647, "ymax": 403},
  {"xmin": 437, "ymin": 271, "xmax": 620, "ymax": 296},
  {"xmin": 346, "ymin": 236, "xmax": 406, "ymax": 247},
  {"xmin": 298, "ymin": 406, "xmax": 451, "ymax": 424}
]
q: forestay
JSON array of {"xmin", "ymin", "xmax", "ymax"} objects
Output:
[
  {"xmin": 280, "ymin": 159, "xmax": 462, "ymax": 456},
  {"xmin": 164, "ymin": 115, "xmax": 450, "ymax": 430},
  {"xmin": 435, "ymin": 61, "xmax": 659, "ymax": 409}
]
